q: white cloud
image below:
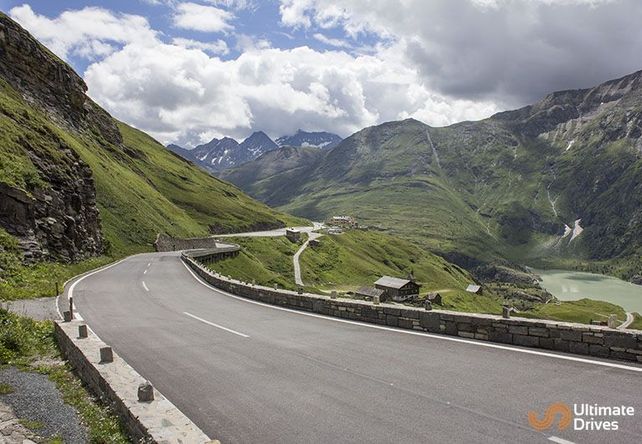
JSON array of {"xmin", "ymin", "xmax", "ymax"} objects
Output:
[
  {"xmin": 277, "ymin": 0, "xmax": 642, "ymax": 105},
  {"xmin": 84, "ymin": 40, "xmax": 498, "ymax": 146},
  {"xmin": 9, "ymin": 3, "xmax": 502, "ymax": 146},
  {"xmin": 9, "ymin": 5, "xmax": 157, "ymax": 60},
  {"xmin": 173, "ymin": 2, "xmax": 234, "ymax": 32},
  {"xmin": 205, "ymin": 0, "xmax": 257, "ymax": 10},
  {"xmin": 313, "ymin": 33, "xmax": 351, "ymax": 48},
  {"xmin": 172, "ymin": 37, "xmax": 229, "ymax": 54},
  {"xmin": 279, "ymin": 0, "xmax": 314, "ymax": 28}
]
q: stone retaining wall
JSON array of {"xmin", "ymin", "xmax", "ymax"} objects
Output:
[
  {"xmin": 183, "ymin": 253, "xmax": 642, "ymax": 363},
  {"xmin": 55, "ymin": 320, "xmax": 214, "ymax": 443},
  {"xmin": 155, "ymin": 233, "xmax": 227, "ymax": 252}
]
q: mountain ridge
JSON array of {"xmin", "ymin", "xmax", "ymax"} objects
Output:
[
  {"xmin": 168, "ymin": 129, "xmax": 342, "ymax": 174},
  {"xmin": 221, "ymin": 69, "xmax": 642, "ymax": 281}
]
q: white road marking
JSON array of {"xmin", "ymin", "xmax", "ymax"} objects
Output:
[
  {"xmin": 142, "ymin": 281, "xmax": 150, "ymax": 292},
  {"xmin": 183, "ymin": 312, "xmax": 250, "ymax": 338},
  {"xmin": 181, "ymin": 260, "xmax": 642, "ymax": 374},
  {"xmin": 144, "ymin": 269, "xmax": 148, "ymax": 275},
  {"xmin": 68, "ymin": 258, "xmax": 129, "ymax": 301},
  {"xmin": 65, "ymin": 259, "xmax": 129, "ymax": 320},
  {"xmin": 549, "ymin": 436, "xmax": 576, "ymax": 444}
]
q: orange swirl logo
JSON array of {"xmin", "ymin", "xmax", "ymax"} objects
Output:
[{"xmin": 528, "ymin": 402, "xmax": 573, "ymax": 431}]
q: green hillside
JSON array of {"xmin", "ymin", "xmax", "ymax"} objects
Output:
[
  {"xmin": 207, "ymin": 236, "xmax": 301, "ymax": 290},
  {"xmin": 0, "ymin": 12, "xmax": 301, "ymax": 299},
  {"xmin": 205, "ymin": 230, "xmax": 503, "ymax": 314},
  {"xmin": 299, "ymin": 230, "xmax": 502, "ymax": 313},
  {"xmin": 222, "ymin": 71, "xmax": 642, "ymax": 283}
]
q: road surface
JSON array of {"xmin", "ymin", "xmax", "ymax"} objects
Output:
[{"xmin": 63, "ymin": 252, "xmax": 642, "ymax": 444}]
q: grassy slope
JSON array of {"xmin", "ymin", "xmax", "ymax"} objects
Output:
[
  {"xmin": 0, "ymin": 308, "xmax": 129, "ymax": 442},
  {"xmin": 62, "ymin": 120, "xmax": 300, "ymax": 254},
  {"xmin": 299, "ymin": 230, "xmax": 503, "ymax": 313},
  {"xmin": 630, "ymin": 313, "xmax": 642, "ymax": 330},
  {"xmin": 0, "ymin": 76, "xmax": 303, "ymax": 299},
  {"xmin": 207, "ymin": 236, "xmax": 302, "ymax": 290},
  {"xmin": 202, "ymin": 230, "xmax": 629, "ymax": 322},
  {"xmin": 203, "ymin": 230, "xmax": 503, "ymax": 314},
  {"xmin": 520, "ymin": 299, "xmax": 626, "ymax": 325}
]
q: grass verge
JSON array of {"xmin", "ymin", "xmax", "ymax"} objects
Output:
[
  {"xmin": 629, "ymin": 313, "xmax": 642, "ymax": 330},
  {"xmin": 0, "ymin": 308, "xmax": 130, "ymax": 443},
  {"xmin": 520, "ymin": 299, "xmax": 627, "ymax": 324}
]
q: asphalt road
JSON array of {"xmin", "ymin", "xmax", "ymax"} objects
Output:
[{"xmin": 63, "ymin": 252, "xmax": 642, "ymax": 444}]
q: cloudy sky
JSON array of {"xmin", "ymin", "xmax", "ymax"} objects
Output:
[{"xmin": 2, "ymin": 0, "xmax": 642, "ymax": 146}]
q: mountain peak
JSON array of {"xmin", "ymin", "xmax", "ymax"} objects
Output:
[{"xmin": 276, "ymin": 130, "xmax": 342, "ymax": 149}]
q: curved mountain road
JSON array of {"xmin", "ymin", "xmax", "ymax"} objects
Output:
[{"xmin": 61, "ymin": 252, "xmax": 642, "ymax": 444}]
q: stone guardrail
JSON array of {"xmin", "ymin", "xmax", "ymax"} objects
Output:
[
  {"xmin": 183, "ymin": 251, "xmax": 642, "ymax": 363},
  {"xmin": 55, "ymin": 320, "xmax": 215, "ymax": 444},
  {"xmin": 155, "ymin": 233, "xmax": 226, "ymax": 252}
]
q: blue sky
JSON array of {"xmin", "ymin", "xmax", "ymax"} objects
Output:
[
  {"xmin": 1, "ymin": 1, "xmax": 380, "ymax": 74},
  {"xmin": 2, "ymin": 1, "xmax": 641, "ymax": 146}
]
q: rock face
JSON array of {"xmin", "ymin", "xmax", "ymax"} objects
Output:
[{"xmin": 0, "ymin": 13, "xmax": 104, "ymax": 262}]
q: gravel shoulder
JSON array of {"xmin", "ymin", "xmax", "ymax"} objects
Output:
[{"xmin": 0, "ymin": 367, "xmax": 88, "ymax": 443}]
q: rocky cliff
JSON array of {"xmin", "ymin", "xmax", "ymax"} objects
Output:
[{"xmin": 0, "ymin": 13, "xmax": 105, "ymax": 261}]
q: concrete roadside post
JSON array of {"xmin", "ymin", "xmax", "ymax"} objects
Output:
[
  {"xmin": 69, "ymin": 296, "xmax": 73, "ymax": 319},
  {"xmin": 138, "ymin": 381, "xmax": 154, "ymax": 402},
  {"xmin": 608, "ymin": 314, "xmax": 618, "ymax": 328},
  {"xmin": 100, "ymin": 346, "xmax": 114, "ymax": 363},
  {"xmin": 373, "ymin": 295, "xmax": 380, "ymax": 305},
  {"xmin": 78, "ymin": 324, "xmax": 88, "ymax": 338},
  {"xmin": 331, "ymin": 291, "xmax": 337, "ymax": 300},
  {"xmin": 424, "ymin": 300, "xmax": 432, "ymax": 311},
  {"xmin": 63, "ymin": 311, "xmax": 72, "ymax": 322},
  {"xmin": 502, "ymin": 306, "xmax": 511, "ymax": 319}
]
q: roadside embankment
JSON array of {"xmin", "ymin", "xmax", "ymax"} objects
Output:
[{"xmin": 183, "ymin": 251, "xmax": 642, "ymax": 363}]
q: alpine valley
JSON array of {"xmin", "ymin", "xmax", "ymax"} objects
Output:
[{"xmin": 220, "ymin": 70, "xmax": 642, "ymax": 284}]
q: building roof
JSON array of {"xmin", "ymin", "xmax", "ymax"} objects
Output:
[
  {"xmin": 426, "ymin": 292, "xmax": 441, "ymax": 300},
  {"xmin": 355, "ymin": 287, "xmax": 386, "ymax": 298},
  {"xmin": 466, "ymin": 284, "xmax": 482, "ymax": 293},
  {"xmin": 375, "ymin": 276, "xmax": 417, "ymax": 289}
]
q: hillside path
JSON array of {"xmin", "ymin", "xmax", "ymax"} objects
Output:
[
  {"xmin": 620, "ymin": 312, "xmax": 635, "ymax": 329},
  {"xmin": 293, "ymin": 232, "xmax": 323, "ymax": 286}
]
